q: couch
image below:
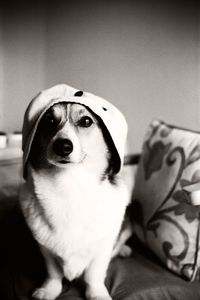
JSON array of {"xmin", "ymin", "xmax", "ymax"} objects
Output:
[{"xmin": 0, "ymin": 146, "xmax": 200, "ymax": 300}]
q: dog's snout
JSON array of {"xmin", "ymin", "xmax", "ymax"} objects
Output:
[{"xmin": 53, "ymin": 138, "xmax": 73, "ymax": 156}]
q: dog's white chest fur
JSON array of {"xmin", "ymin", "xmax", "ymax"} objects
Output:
[{"xmin": 20, "ymin": 165, "xmax": 128, "ymax": 281}]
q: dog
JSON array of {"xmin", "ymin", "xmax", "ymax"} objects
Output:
[{"xmin": 20, "ymin": 86, "xmax": 131, "ymax": 300}]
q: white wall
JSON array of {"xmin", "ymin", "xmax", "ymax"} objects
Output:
[
  {"xmin": 0, "ymin": 13, "xmax": 3, "ymax": 130},
  {"xmin": 198, "ymin": 7, "xmax": 200, "ymax": 123},
  {"xmin": 0, "ymin": 0, "xmax": 199, "ymax": 153},
  {"xmin": 45, "ymin": 1, "xmax": 199, "ymax": 152},
  {"xmin": 1, "ymin": 2, "xmax": 46, "ymax": 133}
]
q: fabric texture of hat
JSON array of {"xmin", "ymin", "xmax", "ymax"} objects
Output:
[{"xmin": 22, "ymin": 84, "xmax": 128, "ymax": 178}]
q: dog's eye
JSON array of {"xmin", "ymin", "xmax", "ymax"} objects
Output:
[
  {"xmin": 78, "ymin": 116, "xmax": 93, "ymax": 128},
  {"xmin": 43, "ymin": 114, "xmax": 58, "ymax": 127}
]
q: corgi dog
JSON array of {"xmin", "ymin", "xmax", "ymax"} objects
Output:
[{"xmin": 20, "ymin": 100, "xmax": 130, "ymax": 300}]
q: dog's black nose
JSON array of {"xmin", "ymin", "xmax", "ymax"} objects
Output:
[{"xmin": 53, "ymin": 138, "xmax": 73, "ymax": 156}]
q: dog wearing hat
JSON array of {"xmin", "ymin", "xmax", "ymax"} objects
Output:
[{"xmin": 20, "ymin": 84, "xmax": 130, "ymax": 300}]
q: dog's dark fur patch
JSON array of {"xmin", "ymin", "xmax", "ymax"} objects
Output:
[{"xmin": 29, "ymin": 104, "xmax": 68, "ymax": 171}]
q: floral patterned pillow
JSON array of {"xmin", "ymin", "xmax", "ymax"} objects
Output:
[{"xmin": 132, "ymin": 120, "xmax": 200, "ymax": 281}]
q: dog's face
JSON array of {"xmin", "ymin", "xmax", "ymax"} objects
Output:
[{"xmin": 29, "ymin": 102, "xmax": 116, "ymax": 179}]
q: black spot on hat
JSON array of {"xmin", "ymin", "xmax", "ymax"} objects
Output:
[
  {"xmin": 74, "ymin": 90, "xmax": 83, "ymax": 97},
  {"xmin": 103, "ymin": 107, "xmax": 107, "ymax": 111}
]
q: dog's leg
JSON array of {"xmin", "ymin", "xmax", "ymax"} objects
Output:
[
  {"xmin": 111, "ymin": 219, "xmax": 133, "ymax": 258},
  {"xmin": 84, "ymin": 246, "xmax": 113, "ymax": 300},
  {"xmin": 32, "ymin": 246, "xmax": 63, "ymax": 300}
]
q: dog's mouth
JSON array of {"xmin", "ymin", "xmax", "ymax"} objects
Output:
[
  {"xmin": 58, "ymin": 159, "xmax": 70, "ymax": 164},
  {"xmin": 56, "ymin": 154, "xmax": 87, "ymax": 165},
  {"xmin": 58, "ymin": 160, "xmax": 68, "ymax": 164}
]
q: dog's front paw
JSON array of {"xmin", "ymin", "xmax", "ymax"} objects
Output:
[
  {"xmin": 32, "ymin": 279, "xmax": 62, "ymax": 300},
  {"xmin": 86, "ymin": 284, "xmax": 112, "ymax": 300}
]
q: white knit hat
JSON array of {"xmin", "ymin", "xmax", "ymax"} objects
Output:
[{"xmin": 22, "ymin": 84, "xmax": 128, "ymax": 178}]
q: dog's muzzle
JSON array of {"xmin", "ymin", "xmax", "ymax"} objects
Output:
[{"xmin": 53, "ymin": 138, "xmax": 73, "ymax": 157}]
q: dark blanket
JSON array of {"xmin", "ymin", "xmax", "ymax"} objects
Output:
[{"xmin": 0, "ymin": 196, "xmax": 200, "ymax": 300}]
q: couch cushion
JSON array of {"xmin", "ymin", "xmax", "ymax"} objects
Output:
[
  {"xmin": 58, "ymin": 237, "xmax": 200, "ymax": 300},
  {"xmin": 132, "ymin": 119, "xmax": 200, "ymax": 281}
]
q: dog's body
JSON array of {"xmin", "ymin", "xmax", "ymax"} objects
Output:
[{"xmin": 20, "ymin": 102, "xmax": 130, "ymax": 300}]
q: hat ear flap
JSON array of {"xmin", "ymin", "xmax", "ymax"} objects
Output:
[{"xmin": 98, "ymin": 118, "xmax": 121, "ymax": 183}]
